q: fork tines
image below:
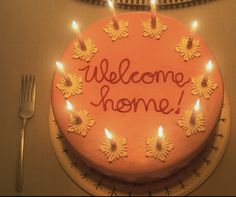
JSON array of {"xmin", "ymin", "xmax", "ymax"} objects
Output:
[{"xmin": 21, "ymin": 74, "xmax": 36, "ymax": 106}]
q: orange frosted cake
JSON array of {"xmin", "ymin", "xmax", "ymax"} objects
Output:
[{"xmin": 51, "ymin": 12, "xmax": 223, "ymax": 183}]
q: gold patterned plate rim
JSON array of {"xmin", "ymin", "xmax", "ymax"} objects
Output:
[
  {"xmin": 49, "ymin": 91, "xmax": 230, "ymax": 196},
  {"xmin": 81, "ymin": 0, "xmax": 214, "ymax": 10}
]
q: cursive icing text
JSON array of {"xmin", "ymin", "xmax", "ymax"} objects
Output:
[
  {"xmin": 79, "ymin": 58, "xmax": 190, "ymax": 87},
  {"xmin": 78, "ymin": 58, "xmax": 190, "ymax": 114}
]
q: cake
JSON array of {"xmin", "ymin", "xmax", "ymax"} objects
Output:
[{"xmin": 51, "ymin": 12, "xmax": 223, "ymax": 183}]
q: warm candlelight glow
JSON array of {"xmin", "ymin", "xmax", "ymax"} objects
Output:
[
  {"xmin": 105, "ymin": 128, "xmax": 117, "ymax": 150},
  {"xmin": 191, "ymin": 20, "xmax": 198, "ymax": 33},
  {"xmin": 107, "ymin": 0, "xmax": 119, "ymax": 29},
  {"xmin": 201, "ymin": 60, "xmax": 213, "ymax": 86},
  {"xmin": 187, "ymin": 20, "xmax": 198, "ymax": 49},
  {"xmin": 56, "ymin": 61, "xmax": 64, "ymax": 73},
  {"xmin": 156, "ymin": 125, "xmax": 163, "ymax": 150},
  {"xmin": 157, "ymin": 126, "xmax": 164, "ymax": 139},
  {"xmin": 108, "ymin": 0, "xmax": 114, "ymax": 8},
  {"xmin": 72, "ymin": 20, "xmax": 79, "ymax": 32},
  {"xmin": 150, "ymin": 0, "xmax": 157, "ymax": 28},
  {"xmin": 206, "ymin": 60, "xmax": 213, "ymax": 72},
  {"xmin": 71, "ymin": 20, "xmax": 86, "ymax": 50},
  {"xmin": 190, "ymin": 99, "xmax": 200, "ymax": 124},
  {"xmin": 105, "ymin": 128, "xmax": 113, "ymax": 140},
  {"xmin": 57, "ymin": 62, "xmax": 71, "ymax": 85},
  {"xmin": 66, "ymin": 100, "xmax": 74, "ymax": 111},
  {"xmin": 194, "ymin": 99, "xmax": 200, "ymax": 112},
  {"xmin": 150, "ymin": 0, "xmax": 157, "ymax": 6}
]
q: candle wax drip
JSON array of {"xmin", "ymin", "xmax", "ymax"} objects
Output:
[
  {"xmin": 79, "ymin": 41, "xmax": 87, "ymax": 51},
  {"xmin": 65, "ymin": 76, "xmax": 73, "ymax": 87},
  {"xmin": 201, "ymin": 76, "xmax": 209, "ymax": 87},
  {"xmin": 151, "ymin": 17, "xmax": 156, "ymax": 29},
  {"xmin": 156, "ymin": 141, "xmax": 162, "ymax": 151},
  {"xmin": 74, "ymin": 114, "xmax": 83, "ymax": 125},
  {"xmin": 190, "ymin": 112, "xmax": 196, "ymax": 125},
  {"xmin": 110, "ymin": 139, "xmax": 117, "ymax": 151},
  {"xmin": 113, "ymin": 18, "xmax": 120, "ymax": 30},
  {"xmin": 111, "ymin": 143, "xmax": 117, "ymax": 151},
  {"xmin": 187, "ymin": 36, "xmax": 193, "ymax": 49}
]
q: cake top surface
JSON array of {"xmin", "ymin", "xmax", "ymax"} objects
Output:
[{"xmin": 52, "ymin": 12, "xmax": 223, "ymax": 181}]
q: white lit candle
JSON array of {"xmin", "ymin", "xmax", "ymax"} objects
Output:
[
  {"xmin": 105, "ymin": 128, "xmax": 117, "ymax": 150},
  {"xmin": 66, "ymin": 100, "xmax": 82, "ymax": 124},
  {"xmin": 107, "ymin": 0, "xmax": 119, "ymax": 29},
  {"xmin": 190, "ymin": 99, "xmax": 200, "ymax": 124},
  {"xmin": 72, "ymin": 20, "xmax": 87, "ymax": 50},
  {"xmin": 150, "ymin": 0, "xmax": 157, "ymax": 29},
  {"xmin": 66, "ymin": 100, "xmax": 74, "ymax": 111},
  {"xmin": 56, "ymin": 61, "xmax": 72, "ymax": 86},
  {"xmin": 156, "ymin": 126, "xmax": 164, "ymax": 150},
  {"xmin": 66, "ymin": 100, "xmax": 76, "ymax": 117},
  {"xmin": 202, "ymin": 60, "xmax": 213, "ymax": 86},
  {"xmin": 56, "ymin": 61, "xmax": 64, "ymax": 73},
  {"xmin": 187, "ymin": 20, "xmax": 198, "ymax": 49},
  {"xmin": 191, "ymin": 20, "xmax": 198, "ymax": 35}
]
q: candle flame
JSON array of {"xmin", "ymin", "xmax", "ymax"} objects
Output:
[
  {"xmin": 206, "ymin": 60, "xmax": 213, "ymax": 72},
  {"xmin": 157, "ymin": 126, "xmax": 164, "ymax": 139},
  {"xmin": 72, "ymin": 20, "xmax": 79, "ymax": 32},
  {"xmin": 66, "ymin": 100, "xmax": 74, "ymax": 111},
  {"xmin": 105, "ymin": 128, "xmax": 113, "ymax": 140},
  {"xmin": 191, "ymin": 20, "xmax": 198, "ymax": 32},
  {"xmin": 108, "ymin": 0, "xmax": 114, "ymax": 8},
  {"xmin": 150, "ymin": 0, "xmax": 157, "ymax": 5},
  {"xmin": 56, "ymin": 61, "xmax": 64, "ymax": 73},
  {"xmin": 194, "ymin": 99, "xmax": 200, "ymax": 112}
]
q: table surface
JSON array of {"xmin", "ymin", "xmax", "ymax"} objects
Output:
[{"xmin": 0, "ymin": 0, "xmax": 235, "ymax": 195}]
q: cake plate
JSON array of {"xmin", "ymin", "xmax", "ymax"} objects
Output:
[
  {"xmin": 49, "ymin": 92, "xmax": 230, "ymax": 196},
  {"xmin": 82, "ymin": 0, "xmax": 213, "ymax": 10}
]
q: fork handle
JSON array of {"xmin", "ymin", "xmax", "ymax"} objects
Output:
[{"xmin": 16, "ymin": 118, "xmax": 27, "ymax": 192}]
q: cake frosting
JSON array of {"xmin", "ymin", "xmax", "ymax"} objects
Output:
[{"xmin": 51, "ymin": 12, "xmax": 223, "ymax": 183}]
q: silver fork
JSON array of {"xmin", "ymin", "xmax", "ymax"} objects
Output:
[{"xmin": 16, "ymin": 75, "xmax": 36, "ymax": 192}]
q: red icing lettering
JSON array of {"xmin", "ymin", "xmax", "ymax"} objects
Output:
[
  {"xmin": 90, "ymin": 85, "xmax": 176, "ymax": 114},
  {"xmin": 175, "ymin": 90, "xmax": 185, "ymax": 114},
  {"xmin": 79, "ymin": 58, "xmax": 191, "ymax": 87},
  {"xmin": 79, "ymin": 58, "xmax": 189, "ymax": 114}
]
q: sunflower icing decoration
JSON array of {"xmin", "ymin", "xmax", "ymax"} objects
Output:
[
  {"xmin": 68, "ymin": 110, "xmax": 95, "ymax": 137},
  {"xmin": 177, "ymin": 110, "xmax": 205, "ymax": 137},
  {"xmin": 175, "ymin": 37, "xmax": 200, "ymax": 61},
  {"xmin": 56, "ymin": 73, "xmax": 83, "ymax": 99},
  {"xmin": 191, "ymin": 75, "xmax": 218, "ymax": 100},
  {"xmin": 146, "ymin": 127, "xmax": 174, "ymax": 162},
  {"xmin": 73, "ymin": 38, "xmax": 98, "ymax": 62},
  {"xmin": 177, "ymin": 99, "xmax": 205, "ymax": 137},
  {"xmin": 143, "ymin": 19, "xmax": 167, "ymax": 40},
  {"xmin": 103, "ymin": 20, "xmax": 129, "ymax": 41},
  {"xmin": 100, "ymin": 129, "xmax": 128, "ymax": 163}
]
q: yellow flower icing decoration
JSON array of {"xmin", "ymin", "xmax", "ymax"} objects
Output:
[
  {"xmin": 68, "ymin": 110, "xmax": 95, "ymax": 137},
  {"xmin": 100, "ymin": 137, "xmax": 128, "ymax": 163},
  {"xmin": 56, "ymin": 73, "xmax": 83, "ymax": 99},
  {"xmin": 143, "ymin": 19, "xmax": 167, "ymax": 40},
  {"xmin": 192, "ymin": 75, "xmax": 218, "ymax": 99},
  {"xmin": 175, "ymin": 37, "xmax": 200, "ymax": 61},
  {"xmin": 146, "ymin": 136, "xmax": 174, "ymax": 162},
  {"xmin": 73, "ymin": 38, "xmax": 98, "ymax": 62},
  {"xmin": 177, "ymin": 110, "xmax": 205, "ymax": 137},
  {"xmin": 103, "ymin": 20, "xmax": 129, "ymax": 41}
]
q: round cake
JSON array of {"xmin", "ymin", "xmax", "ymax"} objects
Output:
[{"xmin": 51, "ymin": 12, "xmax": 224, "ymax": 183}]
